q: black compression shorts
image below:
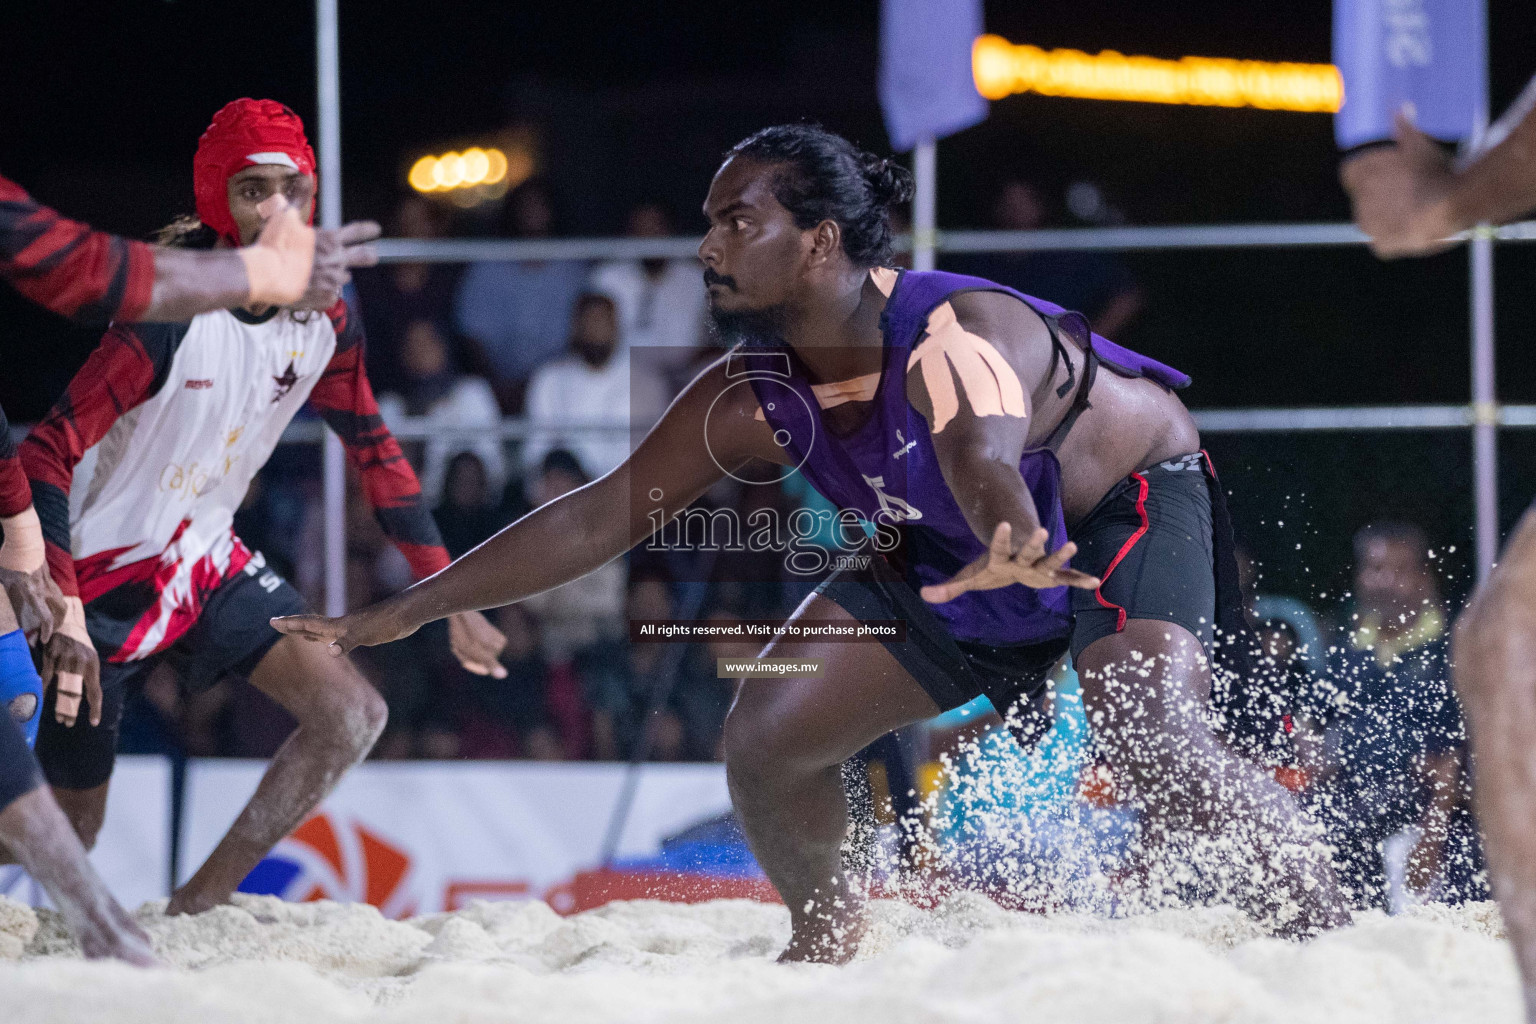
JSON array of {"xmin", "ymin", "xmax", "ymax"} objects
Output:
[
  {"xmin": 1069, "ymin": 452, "xmax": 1217, "ymax": 662},
  {"xmin": 816, "ymin": 554, "xmax": 1070, "ymax": 747},
  {"xmin": 37, "ymin": 550, "xmax": 305, "ymax": 791}
]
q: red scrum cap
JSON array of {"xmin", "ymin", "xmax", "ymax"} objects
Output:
[{"xmin": 194, "ymin": 98, "xmax": 317, "ymax": 244}]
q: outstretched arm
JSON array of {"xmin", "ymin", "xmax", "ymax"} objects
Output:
[
  {"xmin": 273, "ymin": 354, "xmax": 789, "ymax": 653},
  {"xmin": 910, "ymin": 292, "xmax": 1099, "ymax": 604},
  {"xmin": 1342, "ymin": 85, "xmax": 1536, "ymax": 257},
  {"xmin": 143, "ymin": 213, "xmax": 380, "ymax": 321},
  {"xmin": 0, "ymin": 173, "xmax": 376, "ymax": 324},
  {"xmin": 307, "ymin": 299, "xmax": 507, "ymax": 675}
]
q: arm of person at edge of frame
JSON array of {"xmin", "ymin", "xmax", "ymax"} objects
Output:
[
  {"xmin": 1341, "ymin": 83, "xmax": 1536, "ymax": 259},
  {"xmin": 910, "ymin": 291, "xmax": 1101, "ymax": 604},
  {"xmin": 269, "ymin": 352, "xmax": 791, "ymax": 654},
  {"xmin": 138, "ymin": 199, "xmax": 381, "ymax": 322}
]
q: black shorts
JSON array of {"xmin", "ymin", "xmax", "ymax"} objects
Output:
[
  {"xmin": 816, "ymin": 555, "xmax": 1070, "ymax": 745},
  {"xmin": 37, "ymin": 552, "xmax": 305, "ymax": 791},
  {"xmin": 1069, "ymin": 452, "xmax": 1217, "ymax": 662}
]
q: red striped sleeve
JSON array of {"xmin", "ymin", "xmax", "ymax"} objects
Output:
[
  {"xmin": 0, "ymin": 171, "xmax": 157, "ymax": 326},
  {"xmin": 0, "ymin": 404, "xmax": 30, "ymax": 518},
  {"xmin": 308, "ymin": 299, "xmax": 451, "ymax": 580}
]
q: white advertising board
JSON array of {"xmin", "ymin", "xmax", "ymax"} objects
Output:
[{"xmin": 178, "ymin": 760, "xmax": 732, "ymax": 917}]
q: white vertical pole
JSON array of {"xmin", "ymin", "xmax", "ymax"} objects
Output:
[
  {"xmin": 317, "ymin": 0, "xmax": 347, "ymax": 616},
  {"xmin": 912, "ymin": 138, "xmax": 937, "ymax": 272},
  {"xmin": 1471, "ymin": 234, "xmax": 1497, "ymax": 580},
  {"xmin": 1470, "ymin": 0, "xmax": 1497, "ymax": 581}
]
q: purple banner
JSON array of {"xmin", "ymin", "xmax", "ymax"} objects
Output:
[
  {"xmin": 879, "ymin": 0, "xmax": 988, "ymax": 152},
  {"xmin": 1334, "ymin": 0, "xmax": 1486, "ymax": 149}
]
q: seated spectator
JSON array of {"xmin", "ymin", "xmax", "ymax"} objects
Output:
[
  {"xmin": 1301, "ymin": 522, "xmax": 1484, "ymax": 909},
  {"xmin": 352, "ymin": 195, "xmax": 462, "ymax": 398},
  {"xmin": 521, "ymin": 449, "xmax": 627, "ymax": 664},
  {"xmin": 588, "ymin": 201, "xmax": 709, "ymax": 393},
  {"xmin": 945, "ymin": 179, "xmax": 1145, "ymax": 339},
  {"xmin": 377, "ymin": 318, "xmax": 507, "ymax": 504},
  {"xmin": 453, "ymin": 180, "xmax": 589, "ymax": 412},
  {"xmin": 433, "ymin": 451, "xmax": 510, "ymax": 559},
  {"xmin": 522, "ymin": 292, "xmax": 670, "ymax": 484}
]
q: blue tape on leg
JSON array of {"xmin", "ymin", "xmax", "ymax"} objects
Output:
[{"xmin": 0, "ymin": 629, "xmax": 43, "ymax": 747}]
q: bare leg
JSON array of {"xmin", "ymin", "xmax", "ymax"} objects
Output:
[
  {"xmin": 0, "ymin": 780, "xmax": 155, "ymax": 963},
  {"xmin": 1077, "ymin": 620, "xmax": 1350, "ymax": 935},
  {"xmin": 1452, "ymin": 509, "xmax": 1536, "ymax": 1021},
  {"xmin": 722, "ymin": 593, "xmax": 938, "ymax": 964},
  {"xmin": 167, "ymin": 636, "xmax": 386, "ymax": 915}
]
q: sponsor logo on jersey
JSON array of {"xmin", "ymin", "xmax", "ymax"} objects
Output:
[
  {"xmin": 272, "ymin": 361, "xmax": 300, "ymax": 403},
  {"xmin": 184, "ymin": 379, "xmax": 214, "ymax": 390}
]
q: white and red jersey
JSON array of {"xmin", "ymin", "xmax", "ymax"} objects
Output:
[{"xmin": 21, "ymin": 299, "xmax": 450, "ymax": 663}]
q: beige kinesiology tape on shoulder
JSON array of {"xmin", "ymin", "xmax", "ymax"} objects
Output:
[{"xmin": 907, "ymin": 301, "xmax": 1027, "ymax": 433}]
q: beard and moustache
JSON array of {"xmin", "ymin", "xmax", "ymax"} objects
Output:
[{"xmin": 705, "ymin": 268, "xmax": 787, "ymax": 351}]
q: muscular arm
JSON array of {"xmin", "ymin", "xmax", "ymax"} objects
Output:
[
  {"xmin": 907, "ymin": 292, "xmax": 1046, "ymax": 546},
  {"xmin": 275, "ymin": 354, "xmax": 790, "ymax": 650},
  {"xmin": 908, "ymin": 292, "xmax": 1098, "ymax": 602}
]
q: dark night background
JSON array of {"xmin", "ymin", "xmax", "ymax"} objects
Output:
[{"xmin": 3, "ymin": 0, "xmax": 1536, "ymax": 603}]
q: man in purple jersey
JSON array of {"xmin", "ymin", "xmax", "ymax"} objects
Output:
[{"xmin": 275, "ymin": 125, "xmax": 1349, "ymax": 961}]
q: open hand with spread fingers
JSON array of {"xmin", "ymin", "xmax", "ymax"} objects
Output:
[
  {"xmin": 919, "ymin": 523, "xmax": 1100, "ymax": 604},
  {"xmin": 273, "ymin": 603, "xmax": 508, "ymax": 678},
  {"xmin": 292, "ymin": 219, "xmax": 382, "ymax": 311}
]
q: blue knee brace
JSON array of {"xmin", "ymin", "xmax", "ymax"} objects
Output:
[{"xmin": 0, "ymin": 629, "xmax": 43, "ymax": 747}]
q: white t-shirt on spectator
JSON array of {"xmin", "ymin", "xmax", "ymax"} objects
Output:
[
  {"xmin": 588, "ymin": 259, "xmax": 707, "ymax": 375},
  {"xmin": 521, "ymin": 559, "xmax": 627, "ymax": 663},
  {"xmin": 377, "ymin": 376, "xmax": 507, "ymax": 504},
  {"xmin": 521, "ymin": 350, "xmax": 670, "ymax": 482}
]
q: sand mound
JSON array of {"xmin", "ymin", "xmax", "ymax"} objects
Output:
[{"xmin": 0, "ymin": 893, "xmax": 1520, "ymax": 1024}]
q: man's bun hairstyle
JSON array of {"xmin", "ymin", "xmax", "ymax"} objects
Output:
[{"xmin": 728, "ymin": 124, "xmax": 913, "ymax": 268}]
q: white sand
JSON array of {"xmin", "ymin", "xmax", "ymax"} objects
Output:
[{"xmin": 0, "ymin": 893, "xmax": 1520, "ymax": 1024}]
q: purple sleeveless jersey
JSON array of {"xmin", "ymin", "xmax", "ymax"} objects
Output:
[{"xmin": 744, "ymin": 268, "xmax": 1189, "ymax": 648}]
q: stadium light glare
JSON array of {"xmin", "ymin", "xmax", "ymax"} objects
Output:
[
  {"xmin": 408, "ymin": 145, "xmax": 528, "ymax": 196},
  {"xmin": 972, "ymin": 34, "xmax": 1343, "ymax": 113}
]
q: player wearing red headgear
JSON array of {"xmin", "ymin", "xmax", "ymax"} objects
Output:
[
  {"xmin": 0, "ymin": 136, "xmax": 380, "ymax": 962},
  {"xmin": 18, "ymin": 98, "xmax": 508, "ymax": 917}
]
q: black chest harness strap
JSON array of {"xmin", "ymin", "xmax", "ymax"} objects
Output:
[{"xmin": 1037, "ymin": 312, "xmax": 1099, "ymax": 455}]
